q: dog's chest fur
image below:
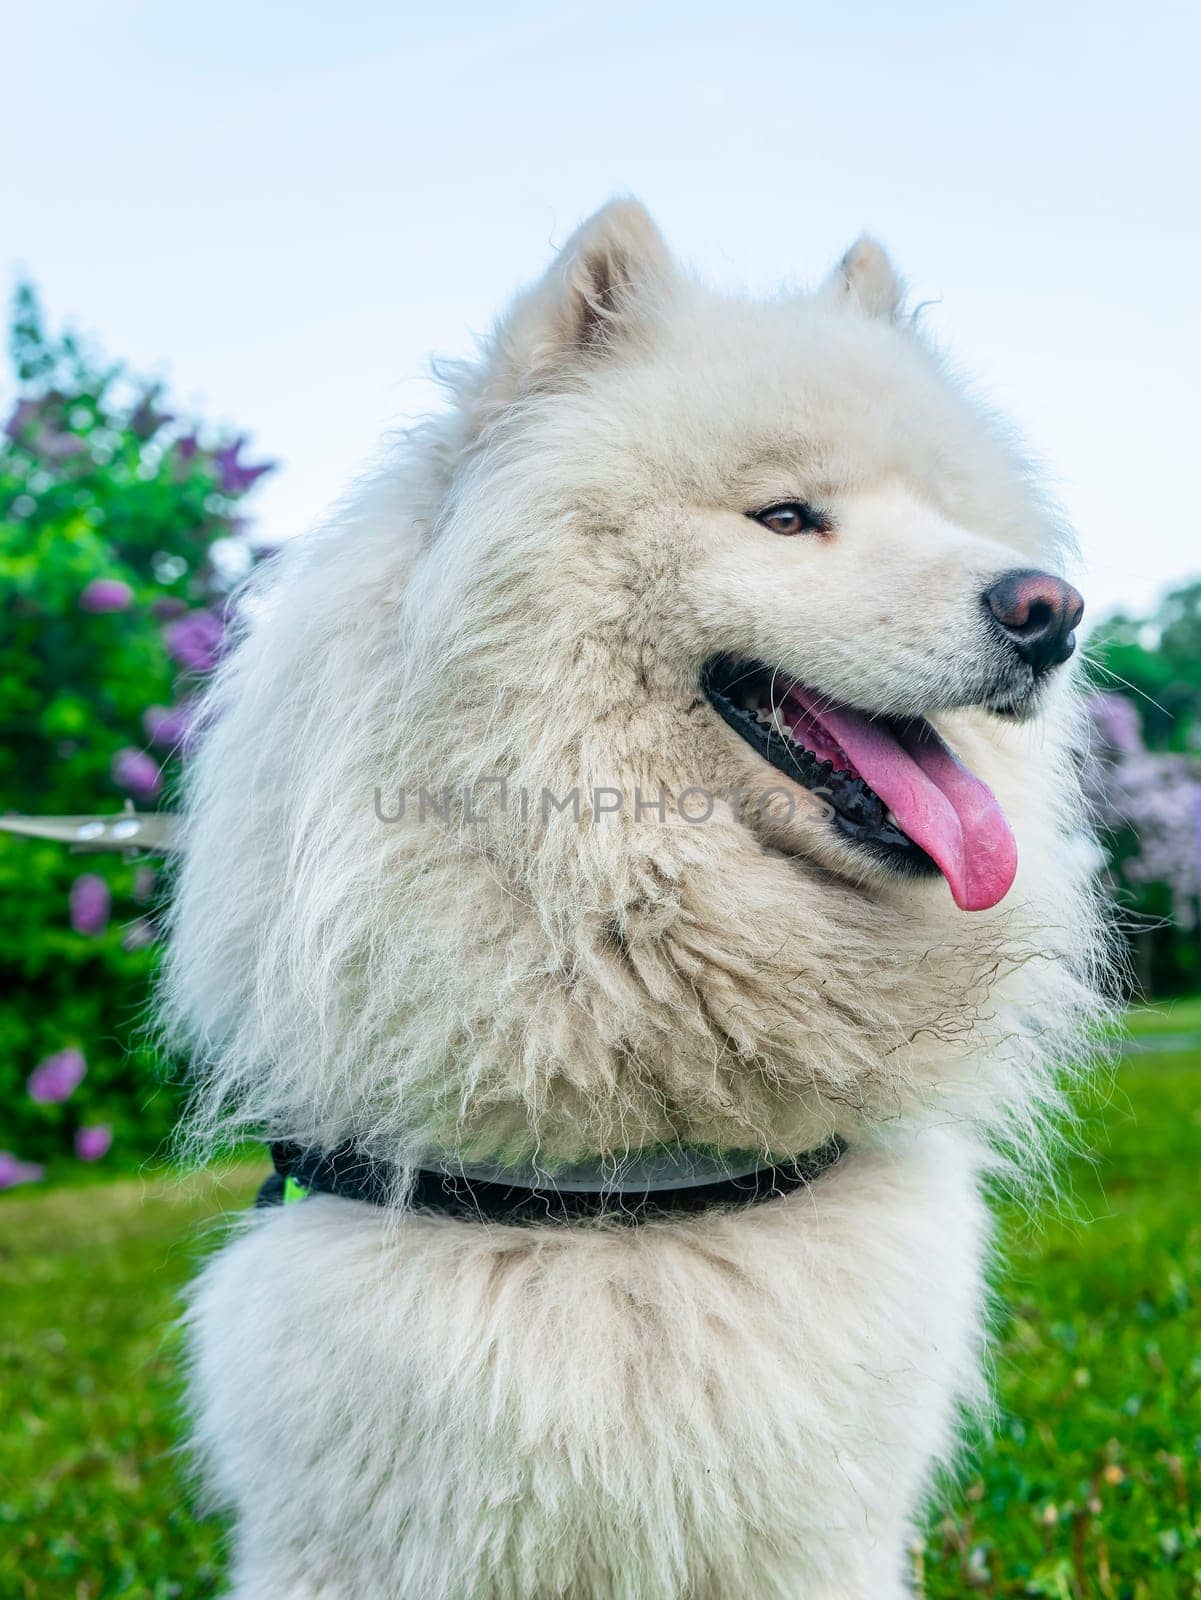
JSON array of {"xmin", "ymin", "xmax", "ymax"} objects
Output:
[{"xmin": 190, "ymin": 1128, "xmax": 986, "ymax": 1600}]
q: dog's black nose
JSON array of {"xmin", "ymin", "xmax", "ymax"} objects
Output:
[{"xmin": 983, "ymin": 569, "xmax": 1084, "ymax": 676}]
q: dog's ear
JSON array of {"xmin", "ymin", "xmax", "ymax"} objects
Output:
[
  {"xmin": 819, "ymin": 236, "xmax": 905, "ymax": 320},
  {"xmin": 480, "ymin": 198, "xmax": 675, "ymax": 404}
]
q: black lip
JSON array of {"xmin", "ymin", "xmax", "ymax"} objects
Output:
[
  {"xmin": 985, "ymin": 687, "xmax": 1039, "ymax": 722},
  {"xmin": 701, "ymin": 656, "xmax": 941, "ymax": 879}
]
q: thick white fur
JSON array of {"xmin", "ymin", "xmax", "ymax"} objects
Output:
[{"xmin": 165, "ymin": 201, "xmax": 1109, "ymax": 1597}]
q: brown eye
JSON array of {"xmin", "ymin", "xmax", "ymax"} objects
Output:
[{"xmin": 751, "ymin": 501, "xmax": 830, "ymax": 536}]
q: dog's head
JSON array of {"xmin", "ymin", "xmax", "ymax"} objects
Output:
[
  {"xmin": 165, "ymin": 201, "xmax": 1105, "ymax": 1162},
  {"xmin": 436, "ymin": 200, "xmax": 1085, "ymax": 914}
]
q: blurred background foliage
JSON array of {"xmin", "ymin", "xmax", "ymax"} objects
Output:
[
  {"xmin": 1086, "ymin": 589, "xmax": 1201, "ymax": 998},
  {"xmin": 0, "ymin": 287, "xmax": 1198, "ymax": 1182},
  {"xmin": 0, "ymin": 286, "xmax": 272, "ymax": 1175}
]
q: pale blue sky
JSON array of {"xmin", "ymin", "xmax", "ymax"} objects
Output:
[{"xmin": 4, "ymin": 0, "xmax": 1198, "ymax": 619}]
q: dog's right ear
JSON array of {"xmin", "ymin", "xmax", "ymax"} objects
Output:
[
  {"xmin": 475, "ymin": 198, "xmax": 676, "ymax": 414},
  {"xmin": 819, "ymin": 236, "xmax": 906, "ymax": 320}
]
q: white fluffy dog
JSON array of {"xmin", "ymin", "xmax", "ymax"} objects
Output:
[{"xmin": 164, "ymin": 201, "xmax": 1108, "ymax": 1598}]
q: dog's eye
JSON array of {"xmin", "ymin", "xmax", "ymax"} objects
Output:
[{"xmin": 750, "ymin": 502, "xmax": 831, "ymax": 536}]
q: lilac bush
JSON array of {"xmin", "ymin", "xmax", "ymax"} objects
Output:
[
  {"xmin": 1084, "ymin": 691, "xmax": 1201, "ymax": 935},
  {"xmin": 0, "ymin": 282, "xmax": 273, "ymax": 1165}
]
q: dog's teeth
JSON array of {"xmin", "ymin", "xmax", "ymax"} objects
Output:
[{"xmin": 884, "ymin": 809, "xmax": 900, "ymax": 827}]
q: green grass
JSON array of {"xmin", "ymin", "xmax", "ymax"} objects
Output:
[
  {"xmin": 921, "ymin": 1052, "xmax": 1201, "ymax": 1599},
  {"xmin": 1125, "ymin": 995, "xmax": 1201, "ymax": 1038},
  {"xmin": 0, "ymin": 1163, "xmax": 264, "ymax": 1599},
  {"xmin": 2, "ymin": 1053, "xmax": 1199, "ymax": 1599}
]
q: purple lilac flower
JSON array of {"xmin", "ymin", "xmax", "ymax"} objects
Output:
[
  {"xmin": 1087, "ymin": 692, "xmax": 1144, "ymax": 756},
  {"xmin": 69, "ymin": 873, "xmax": 111, "ymax": 936},
  {"xmin": 129, "ymin": 388, "xmax": 173, "ymax": 440},
  {"xmin": 0, "ymin": 1152, "xmax": 45, "ymax": 1190},
  {"xmin": 122, "ymin": 917, "xmax": 157, "ymax": 951},
  {"xmin": 143, "ymin": 701, "xmax": 192, "ymax": 749},
  {"xmin": 75, "ymin": 1125, "xmax": 113, "ymax": 1162},
  {"xmin": 111, "ymin": 747, "xmax": 162, "ymax": 801},
  {"xmin": 79, "ymin": 577, "xmax": 134, "ymax": 614},
  {"xmin": 175, "ymin": 433, "xmax": 200, "ymax": 463},
  {"xmin": 1084, "ymin": 694, "xmax": 1201, "ymax": 928},
  {"xmin": 34, "ymin": 428, "xmax": 88, "ymax": 461},
  {"xmin": 28, "ymin": 1047, "xmax": 86, "ymax": 1104},
  {"xmin": 164, "ymin": 609, "xmax": 224, "ymax": 674},
  {"xmin": 212, "ymin": 436, "xmax": 275, "ymax": 496},
  {"xmin": 4, "ymin": 398, "xmax": 40, "ymax": 441},
  {"xmin": 133, "ymin": 866, "xmax": 157, "ymax": 903},
  {"xmin": 151, "ymin": 595, "xmax": 189, "ymax": 621}
]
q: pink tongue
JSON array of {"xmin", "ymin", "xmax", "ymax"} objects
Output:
[{"xmin": 783, "ymin": 692, "xmax": 1018, "ymax": 912}]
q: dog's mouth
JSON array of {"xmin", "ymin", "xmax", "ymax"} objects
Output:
[{"xmin": 702, "ymin": 657, "xmax": 1018, "ymax": 912}]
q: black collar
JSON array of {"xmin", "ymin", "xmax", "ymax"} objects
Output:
[{"xmin": 260, "ymin": 1136, "xmax": 847, "ymax": 1225}]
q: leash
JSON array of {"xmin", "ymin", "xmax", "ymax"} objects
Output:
[{"xmin": 259, "ymin": 1136, "xmax": 847, "ymax": 1225}]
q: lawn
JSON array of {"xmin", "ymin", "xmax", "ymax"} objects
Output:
[
  {"xmin": 920, "ymin": 1048, "xmax": 1201, "ymax": 1599},
  {"xmin": 1124, "ymin": 996, "xmax": 1201, "ymax": 1039},
  {"xmin": 2, "ymin": 1044, "xmax": 1198, "ymax": 1599},
  {"xmin": 0, "ymin": 1164, "xmax": 263, "ymax": 1600}
]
